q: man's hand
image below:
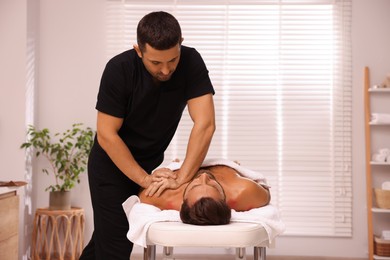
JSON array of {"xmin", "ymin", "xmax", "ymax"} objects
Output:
[
  {"xmin": 144, "ymin": 177, "xmax": 180, "ymax": 197},
  {"xmin": 152, "ymin": 168, "xmax": 177, "ymax": 179},
  {"xmin": 143, "ymin": 168, "xmax": 179, "ymax": 197}
]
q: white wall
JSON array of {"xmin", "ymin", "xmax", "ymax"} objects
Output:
[
  {"xmin": 0, "ymin": 0, "xmax": 28, "ymax": 259},
  {"xmin": 0, "ymin": 3, "xmax": 26, "ymax": 177},
  {"xmin": 1, "ymin": 0, "xmax": 390, "ymax": 258},
  {"xmin": 36, "ymin": 0, "xmax": 106, "ymax": 246},
  {"xmin": 1, "ymin": 0, "xmax": 105, "ymax": 258}
]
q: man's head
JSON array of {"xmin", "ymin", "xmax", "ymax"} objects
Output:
[
  {"xmin": 134, "ymin": 11, "xmax": 183, "ymax": 82},
  {"xmin": 180, "ymin": 170, "xmax": 231, "ymax": 225},
  {"xmin": 136, "ymin": 11, "xmax": 182, "ymax": 52}
]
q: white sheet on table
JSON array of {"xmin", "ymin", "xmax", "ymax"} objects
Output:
[{"xmin": 122, "ymin": 195, "xmax": 285, "ymax": 248}]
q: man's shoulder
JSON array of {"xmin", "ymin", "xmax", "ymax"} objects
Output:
[
  {"xmin": 206, "ymin": 165, "xmax": 240, "ymax": 179},
  {"xmin": 108, "ymin": 49, "xmax": 137, "ymax": 64},
  {"xmin": 139, "ymin": 188, "xmax": 182, "ymax": 211},
  {"xmin": 114, "ymin": 48, "xmax": 137, "ymax": 58},
  {"xmin": 181, "ymin": 45, "xmax": 195, "ymax": 52},
  {"xmin": 180, "ymin": 45, "xmax": 201, "ymax": 58},
  {"xmin": 103, "ymin": 49, "xmax": 141, "ymax": 76}
]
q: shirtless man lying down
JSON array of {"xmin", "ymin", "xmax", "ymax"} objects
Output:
[{"xmin": 138, "ymin": 165, "xmax": 270, "ymax": 225}]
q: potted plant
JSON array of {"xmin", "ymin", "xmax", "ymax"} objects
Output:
[{"xmin": 21, "ymin": 123, "xmax": 94, "ymax": 210}]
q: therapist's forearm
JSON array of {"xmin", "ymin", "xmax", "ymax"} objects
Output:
[
  {"xmin": 97, "ymin": 133, "xmax": 150, "ymax": 188},
  {"xmin": 177, "ymin": 122, "xmax": 215, "ymax": 184}
]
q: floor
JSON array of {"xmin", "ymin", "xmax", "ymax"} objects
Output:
[
  {"xmin": 131, "ymin": 254, "xmax": 365, "ymax": 260},
  {"xmin": 132, "ymin": 255, "xmax": 236, "ymax": 260}
]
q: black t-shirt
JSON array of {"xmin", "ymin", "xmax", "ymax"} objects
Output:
[{"xmin": 94, "ymin": 46, "xmax": 214, "ymax": 172}]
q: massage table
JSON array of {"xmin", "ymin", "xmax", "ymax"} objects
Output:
[
  {"xmin": 144, "ymin": 221, "xmax": 271, "ymax": 260},
  {"xmin": 123, "ymin": 159, "xmax": 285, "ymax": 260}
]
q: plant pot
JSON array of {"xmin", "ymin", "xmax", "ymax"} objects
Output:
[{"xmin": 49, "ymin": 191, "xmax": 71, "ymax": 210}]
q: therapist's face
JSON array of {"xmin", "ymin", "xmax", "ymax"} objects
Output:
[
  {"xmin": 183, "ymin": 170, "xmax": 226, "ymax": 206},
  {"xmin": 134, "ymin": 43, "xmax": 181, "ymax": 82}
]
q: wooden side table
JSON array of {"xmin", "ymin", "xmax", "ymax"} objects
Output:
[{"xmin": 31, "ymin": 207, "xmax": 85, "ymax": 260}]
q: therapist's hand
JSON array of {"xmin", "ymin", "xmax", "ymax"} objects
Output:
[
  {"xmin": 144, "ymin": 177, "xmax": 180, "ymax": 197},
  {"xmin": 144, "ymin": 168, "xmax": 178, "ymax": 197}
]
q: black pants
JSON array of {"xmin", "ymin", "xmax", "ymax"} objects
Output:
[{"xmin": 80, "ymin": 143, "xmax": 140, "ymax": 260}]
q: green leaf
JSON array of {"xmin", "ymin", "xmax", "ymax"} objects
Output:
[{"xmin": 20, "ymin": 123, "xmax": 95, "ymax": 192}]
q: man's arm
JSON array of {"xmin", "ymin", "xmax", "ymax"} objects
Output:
[
  {"xmin": 143, "ymin": 93, "xmax": 215, "ymax": 196},
  {"xmin": 96, "ymin": 111, "xmax": 173, "ymax": 188},
  {"xmin": 177, "ymin": 93, "xmax": 216, "ymax": 184}
]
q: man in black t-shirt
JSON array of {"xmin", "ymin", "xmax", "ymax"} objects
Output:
[{"xmin": 80, "ymin": 11, "xmax": 215, "ymax": 260}]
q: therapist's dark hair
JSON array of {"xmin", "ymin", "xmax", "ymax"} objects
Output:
[
  {"xmin": 137, "ymin": 11, "xmax": 182, "ymax": 53},
  {"xmin": 180, "ymin": 197, "xmax": 231, "ymax": 225}
]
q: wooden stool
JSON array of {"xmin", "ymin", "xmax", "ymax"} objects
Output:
[{"xmin": 31, "ymin": 207, "xmax": 84, "ymax": 260}]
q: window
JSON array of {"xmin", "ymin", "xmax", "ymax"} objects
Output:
[{"xmin": 106, "ymin": 0, "xmax": 352, "ymax": 237}]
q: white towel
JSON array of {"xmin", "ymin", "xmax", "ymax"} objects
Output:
[
  {"xmin": 379, "ymin": 148, "xmax": 390, "ymax": 157},
  {"xmin": 122, "ymin": 195, "xmax": 285, "ymax": 248},
  {"xmin": 371, "ymin": 113, "xmax": 390, "ymax": 124},
  {"xmin": 230, "ymin": 205, "xmax": 285, "ymax": 244},
  {"xmin": 123, "ymin": 196, "xmax": 180, "ymax": 247},
  {"xmin": 382, "ymin": 182, "xmax": 390, "ymax": 190},
  {"xmin": 372, "ymin": 148, "xmax": 390, "ymax": 162},
  {"xmin": 165, "ymin": 158, "xmax": 269, "ymax": 187},
  {"xmin": 372, "ymin": 153, "xmax": 387, "ymax": 162}
]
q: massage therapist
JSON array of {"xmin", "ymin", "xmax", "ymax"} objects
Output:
[{"xmin": 79, "ymin": 11, "xmax": 216, "ymax": 260}]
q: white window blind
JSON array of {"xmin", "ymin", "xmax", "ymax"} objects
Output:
[{"xmin": 106, "ymin": 0, "xmax": 352, "ymax": 237}]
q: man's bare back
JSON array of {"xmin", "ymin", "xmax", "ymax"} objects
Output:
[{"xmin": 139, "ymin": 165, "xmax": 270, "ymax": 211}]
